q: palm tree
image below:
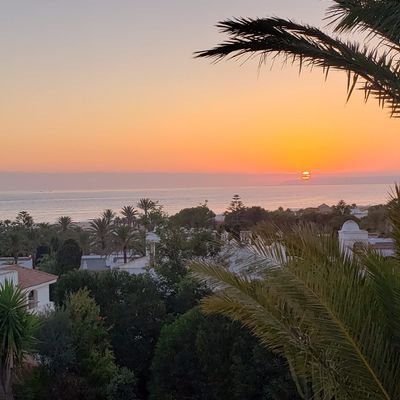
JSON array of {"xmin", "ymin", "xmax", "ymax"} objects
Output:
[
  {"xmin": 137, "ymin": 198, "xmax": 157, "ymax": 230},
  {"xmin": 196, "ymin": 1, "xmax": 400, "ymax": 116},
  {"xmin": 57, "ymin": 216, "xmax": 73, "ymax": 232},
  {"xmin": 121, "ymin": 205, "xmax": 138, "ymax": 229},
  {"xmin": 113, "ymin": 225, "xmax": 135, "ymax": 264},
  {"xmin": 0, "ymin": 281, "xmax": 38, "ymax": 400},
  {"xmin": 192, "ymin": 187, "xmax": 400, "ymax": 399},
  {"xmin": 89, "ymin": 217, "xmax": 111, "ymax": 254},
  {"xmin": 77, "ymin": 230, "xmax": 91, "ymax": 255},
  {"xmin": 102, "ymin": 209, "xmax": 116, "ymax": 225},
  {"xmin": 137, "ymin": 199, "xmax": 156, "ymax": 219}
]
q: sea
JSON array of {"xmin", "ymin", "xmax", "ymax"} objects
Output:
[{"xmin": 0, "ymin": 183, "xmax": 395, "ymax": 223}]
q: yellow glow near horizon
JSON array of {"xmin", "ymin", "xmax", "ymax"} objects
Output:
[
  {"xmin": 2, "ymin": 71, "xmax": 399, "ymax": 175},
  {"xmin": 1, "ymin": 1, "xmax": 400, "ymax": 176}
]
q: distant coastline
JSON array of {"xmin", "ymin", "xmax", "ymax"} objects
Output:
[
  {"xmin": 0, "ymin": 172, "xmax": 399, "ymax": 192},
  {"xmin": 0, "ymin": 182, "xmax": 394, "ymax": 223}
]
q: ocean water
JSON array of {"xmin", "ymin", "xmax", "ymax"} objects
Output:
[{"xmin": 0, "ymin": 183, "xmax": 395, "ymax": 223}]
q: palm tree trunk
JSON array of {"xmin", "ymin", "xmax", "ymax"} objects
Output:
[
  {"xmin": 0, "ymin": 367, "xmax": 14, "ymax": 400},
  {"xmin": 123, "ymin": 246, "xmax": 127, "ymax": 264}
]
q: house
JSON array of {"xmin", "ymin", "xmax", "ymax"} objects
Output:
[
  {"xmin": 338, "ymin": 220, "xmax": 395, "ymax": 257},
  {"xmin": 350, "ymin": 207, "xmax": 369, "ymax": 219},
  {"xmin": 80, "ymin": 253, "xmax": 151, "ymax": 275},
  {"xmin": 114, "ymin": 256, "xmax": 150, "ymax": 275},
  {"xmin": 0, "ymin": 257, "xmax": 33, "ymax": 269},
  {"xmin": 0, "ymin": 265, "xmax": 57, "ymax": 312},
  {"xmin": 80, "ymin": 255, "xmax": 109, "ymax": 271},
  {"xmin": 81, "ymin": 232, "xmax": 161, "ymax": 275}
]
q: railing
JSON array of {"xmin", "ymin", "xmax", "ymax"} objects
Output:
[{"xmin": 27, "ymin": 300, "xmax": 39, "ymax": 310}]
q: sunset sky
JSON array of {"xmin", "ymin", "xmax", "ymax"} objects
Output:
[{"xmin": 1, "ymin": 0, "xmax": 399, "ymax": 177}]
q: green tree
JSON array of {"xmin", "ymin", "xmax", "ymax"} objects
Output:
[
  {"xmin": 54, "ymin": 270, "xmax": 167, "ymax": 398},
  {"xmin": 361, "ymin": 205, "xmax": 390, "ymax": 236},
  {"xmin": 154, "ymin": 226, "xmax": 219, "ymax": 287},
  {"xmin": 66, "ymin": 289, "xmax": 117, "ymax": 399},
  {"xmin": 170, "ymin": 203, "xmax": 216, "ymax": 229},
  {"xmin": 137, "ymin": 198, "xmax": 157, "ymax": 229},
  {"xmin": 121, "ymin": 206, "xmax": 138, "ymax": 230},
  {"xmin": 37, "ymin": 254, "xmax": 57, "ymax": 275},
  {"xmin": 112, "ymin": 225, "xmax": 135, "ymax": 264},
  {"xmin": 333, "ymin": 199, "xmax": 351, "ymax": 216},
  {"xmin": 89, "ymin": 217, "xmax": 111, "ymax": 254},
  {"xmin": 240, "ymin": 206, "xmax": 270, "ymax": 228},
  {"xmin": 191, "ymin": 187, "xmax": 400, "ymax": 399},
  {"xmin": 102, "ymin": 209, "xmax": 116, "ymax": 225},
  {"xmin": 137, "ymin": 198, "xmax": 156, "ymax": 220},
  {"xmin": 4, "ymin": 227, "xmax": 25, "ymax": 264},
  {"xmin": 107, "ymin": 368, "xmax": 137, "ymax": 400},
  {"xmin": 55, "ymin": 239, "xmax": 82, "ymax": 275},
  {"xmin": 225, "ymin": 194, "xmax": 245, "ymax": 233},
  {"xmin": 57, "ymin": 216, "xmax": 73, "ymax": 233},
  {"xmin": 196, "ymin": 1, "xmax": 400, "ymax": 116},
  {"xmin": 0, "ymin": 282, "xmax": 38, "ymax": 400},
  {"xmin": 36, "ymin": 310, "xmax": 75, "ymax": 376},
  {"xmin": 150, "ymin": 308, "xmax": 298, "ymax": 400},
  {"xmin": 15, "ymin": 211, "xmax": 33, "ymax": 229}
]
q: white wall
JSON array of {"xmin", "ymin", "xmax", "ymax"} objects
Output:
[
  {"xmin": 0, "ymin": 270, "xmax": 18, "ymax": 286},
  {"xmin": 26, "ymin": 282, "xmax": 56, "ymax": 313},
  {"xmin": 0, "ymin": 258, "xmax": 33, "ymax": 269}
]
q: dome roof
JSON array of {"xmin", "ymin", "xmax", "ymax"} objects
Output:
[
  {"xmin": 146, "ymin": 231, "xmax": 160, "ymax": 243},
  {"xmin": 340, "ymin": 220, "xmax": 360, "ymax": 232}
]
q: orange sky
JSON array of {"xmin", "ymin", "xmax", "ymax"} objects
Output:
[{"xmin": 1, "ymin": 1, "xmax": 399, "ymax": 176}]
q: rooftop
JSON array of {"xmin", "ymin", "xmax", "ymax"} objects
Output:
[{"xmin": 2, "ymin": 265, "xmax": 57, "ymax": 289}]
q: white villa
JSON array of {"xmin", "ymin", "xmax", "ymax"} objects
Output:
[
  {"xmin": 350, "ymin": 207, "xmax": 369, "ymax": 219},
  {"xmin": 0, "ymin": 256, "xmax": 33, "ymax": 269},
  {"xmin": 81, "ymin": 231, "xmax": 161, "ymax": 275},
  {"xmin": 0, "ymin": 265, "xmax": 57, "ymax": 313},
  {"xmin": 339, "ymin": 220, "xmax": 396, "ymax": 257}
]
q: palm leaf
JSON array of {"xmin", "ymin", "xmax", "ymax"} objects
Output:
[
  {"xmin": 387, "ymin": 184, "xmax": 400, "ymax": 256},
  {"xmin": 328, "ymin": 0, "xmax": 400, "ymax": 48},
  {"xmin": 196, "ymin": 17, "xmax": 400, "ymax": 115},
  {"xmin": 191, "ymin": 226, "xmax": 400, "ymax": 399}
]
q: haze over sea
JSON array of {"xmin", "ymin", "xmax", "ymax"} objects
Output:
[
  {"xmin": 0, "ymin": 184, "xmax": 396, "ymax": 223},
  {"xmin": 0, "ymin": 173, "xmax": 398, "ymax": 223}
]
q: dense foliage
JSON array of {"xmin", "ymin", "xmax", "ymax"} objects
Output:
[
  {"xmin": 150, "ymin": 308, "xmax": 299, "ymax": 400},
  {"xmin": 1, "ymin": 193, "xmax": 396, "ymax": 399},
  {"xmin": 192, "ymin": 187, "xmax": 400, "ymax": 399}
]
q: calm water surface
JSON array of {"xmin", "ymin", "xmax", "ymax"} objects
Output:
[{"xmin": 0, "ymin": 184, "xmax": 394, "ymax": 223}]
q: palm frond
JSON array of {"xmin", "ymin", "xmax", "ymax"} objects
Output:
[
  {"xmin": 196, "ymin": 17, "xmax": 400, "ymax": 115},
  {"xmin": 328, "ymin": 0, "xmax": 400, "ymax": 48},
  {"xmin": 191, "ymin": 226, "xmax": 400, "ymax": 399},
  {"xmin": 387, "ymin": 183, "xmax": 400, "ymax": 257},
  {"xmin": 0, "ymin": 281, "xmax": 39, "ymax": 368}
]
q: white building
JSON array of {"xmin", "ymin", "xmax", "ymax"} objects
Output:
[
  {"xmin": 350, "ymin": 207, "xmax": 369, "ymax": 219},
  {"xmin": 0, "ymin": 257, "xmax": 33, "ymax": 269},
  {"xmin": 81, "ymin": 253, "xmax": 151, "ymax": 275},
  {"xmin": 339, "ymin": 220, "xmax": 395, "ymax": 257},
  {"xmin": 81, "ymin": 232, "xmax": 161, "ymax": 275},
  {"xmin": 0, "ymin": 265, "xmax": 57, "ymax": 313},
  {"xmin": 114, "ymin": 256, "xmax": 150, "ymax": 275}
]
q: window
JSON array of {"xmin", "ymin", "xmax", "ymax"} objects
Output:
[{"xmin": 27, "ymin": 290, "xmax": 38, "ymax": 309}]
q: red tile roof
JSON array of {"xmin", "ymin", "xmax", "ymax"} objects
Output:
[{"xmin": 2, "ymin": 265, "xmax": 57, "ymax": 289}]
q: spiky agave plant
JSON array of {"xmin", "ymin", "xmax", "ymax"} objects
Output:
[
  {"xmin": 0, "ymin": 281, "xmax": 39, "ymax": 400},
  {"xmin": 191, "ymin": 187, "xmax": 400, "ymax": 399},
  {"xmin": 196, "ymin": 0, "xmax": 400, "ymax": 116}
]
